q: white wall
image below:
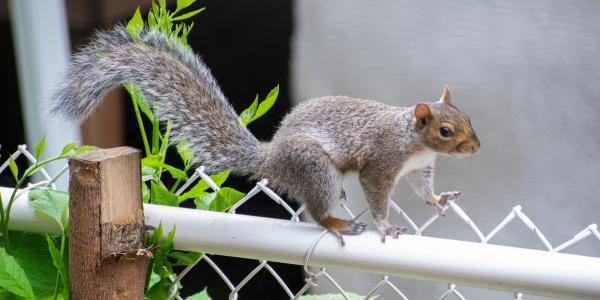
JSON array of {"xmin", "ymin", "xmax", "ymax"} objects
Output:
[
  {"xmin": 9, "ymin": 0, "xmax": 78, "ymax": 189},
  {"xmin": 292, "ymin": 1, "xmax": 600, "ymax": 299}
]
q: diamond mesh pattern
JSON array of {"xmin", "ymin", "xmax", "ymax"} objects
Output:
[{"xmin": 1, "ymin": 145, "xmax": 598, "ymax": 300}]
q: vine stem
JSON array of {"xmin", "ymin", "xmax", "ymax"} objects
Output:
[
  {"xmin": 132, "ymin": 95, "xmax": 151, "ymax": 155},
  {"xmin": 0, "ymin": 193, "xmax": 6, "ymax": 249},
  {"xmin": 52, "ymin": 232, "xmax": 67, "ymax": 300}
]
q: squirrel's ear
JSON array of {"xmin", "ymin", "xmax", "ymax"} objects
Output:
[
  {"xmin": 438, "ymin": 84, "xmax": 451, "ymax": 105},
  {"xmin": 414, "ymin": 103, "xmax": 432, "ymax": 129}
]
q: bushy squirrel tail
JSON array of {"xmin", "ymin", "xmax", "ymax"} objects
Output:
[{"xmin": 51, "ymin": 24, "xmax": 266, "ymax": 175}]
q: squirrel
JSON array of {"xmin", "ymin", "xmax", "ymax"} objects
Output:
[{"xmin": 51, "ymin": 25, "xmax": 480, "ymax": 243}]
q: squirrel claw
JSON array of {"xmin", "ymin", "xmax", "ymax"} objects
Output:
[
  {"xmin": 332, "ymin": 220, "xmax": 366, "ymax": 246},
  {"xmin": 321, "ymin": 217, "xmax": 367, "ymax": 246},
  {"xmin": 386, "ymin": 225, "xmax": 408, "ymax": 239},
  {"xmin": 426, "ymin": 200, "xmax": 445, "ymax": 216},
  {"xmin": 336, "ymin": 234, "xmax": 346, "ymax": 246},
  {"xmin": 427, "ymin": 191, "xmax": 463, "ymax": 216},
  {"xmin": 379, "ymin": 224, "xmax": 408, "ymax": 243},
  {"xmin": 340, "ymin": 220, "xmax": 368, "ymax": 235},
  {"xmin": 439, "ymin": 191, "xmax": 463, "ymax": 206}
]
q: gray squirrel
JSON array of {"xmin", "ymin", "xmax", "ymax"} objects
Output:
[{"xmin": 52, "ymin": 25, "xmax": 480, "ymax": 243}]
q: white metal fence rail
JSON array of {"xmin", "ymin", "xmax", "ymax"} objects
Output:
[{"xmin": 2, "ymin": 145, "xmax": 600, "ymax": 300}]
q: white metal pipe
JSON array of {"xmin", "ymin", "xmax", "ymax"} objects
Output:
[
  {"xmin": 1, "ymin": 187, "xmax": 62, "ymax": 235},
  {"xmin": 4, "ymin": 187, "xmax": 600, "ymax": 299},
  {"xmin": 144, "ymin": 205, "xmax": 600, "ymax": 300}
]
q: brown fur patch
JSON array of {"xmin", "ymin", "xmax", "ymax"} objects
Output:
[{"xmin": 319, "ymin": 216, "xmax": 352, "ymax": 234}]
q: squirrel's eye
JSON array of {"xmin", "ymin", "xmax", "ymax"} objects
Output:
[{"xmin": 440, "ymin": 127, "xmax": 453, "ymax": 137}]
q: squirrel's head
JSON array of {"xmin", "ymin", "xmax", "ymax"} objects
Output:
[{"xmin": 414, "ymin": 85, "xmax": 480, "ymax": 157}]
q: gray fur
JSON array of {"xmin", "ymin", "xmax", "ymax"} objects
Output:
[
  {"xmin": 52, "ymin": 26, "xmax": 479, "ymax": 237},
  {"xmin": 51, "ymin": 25, "xmax": 264, "ymax": 175},
  {"xmin": 264, "ymin": 96, "xmax": 421, "ymax": 226}
]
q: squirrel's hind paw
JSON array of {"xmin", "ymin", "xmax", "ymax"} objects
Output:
[
  {"xmin": 339, "ymin": 220, "xmax": 368, "ymax": 235},
  {"xmin": 320, "ymin": 217, "xmax": 368, "ymax": 246}
]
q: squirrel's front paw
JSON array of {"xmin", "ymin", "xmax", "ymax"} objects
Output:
[
  {"xmin": 377, "ymin": 223, "xmax": 408, "ymax": 243},
  {"xmin": 439, "ymin": 191, "xmax": 462, "ymax": 206},
  {"xmin": 427, "ymin": 191, "xmax": 462, "ymax": 216},
  {"xmin": 426, "ymin": 197, "xmax": 445, "ymax": 216}
]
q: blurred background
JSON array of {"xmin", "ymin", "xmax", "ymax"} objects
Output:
[{"xmin": 1, "ymin": 0, "xmax": 599, "ymax": 299}]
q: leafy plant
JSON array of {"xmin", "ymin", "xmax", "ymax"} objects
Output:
[
  {"xmin": 239, "ymin": 85, "xmax": 280, "ymax": 127},
  {"xmin": 0, "ymin": 140, "xmax": 93, "ymax": 299},
  {"xmin": 1, "ymin": 0, "xmax": 281, "ymax": 299},
  {"xmin": 124, "ymin": 1, "xmax": 279, "ymax": 298},
  {"xmin": 0, "ymin": 247, "xmax": 35, "ymax": 300},
  {"xmin": 0, "ymin": 138, "xmax": 93, "ymax": 250},
  {"xmin": 29, "ymin": 189, "xmax": 70, "ymax": 300}
]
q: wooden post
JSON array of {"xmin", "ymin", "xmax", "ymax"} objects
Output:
[{"xmin": 68, "ymin": 147, "xmax": 151, "ymax": 299}]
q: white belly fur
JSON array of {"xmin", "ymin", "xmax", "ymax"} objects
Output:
[{"xmin": 399, "ymin": 149, "xmax": 437, "ymax": 177}]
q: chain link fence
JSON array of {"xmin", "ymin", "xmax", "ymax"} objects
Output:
[{"xmin": 2, "ymin": 144, "xmax": 599, "ymax": 299}]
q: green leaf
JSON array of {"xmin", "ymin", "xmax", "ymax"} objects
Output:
[
  {"xmin": 142, "ymin": 157, "xmax": 188, "ymax": 180},
  {"xmin": 181, "ymin": 23, "xmax": 194, "ymax": 43},
  {"xmin": 0, "ymin": 247, "xmax": 35, "ymax": 300},
  {"xmin": 28, "ymin": 189, "xmax": 69, "ymax": 231},
  {"xmin": 151, "ymin": 1, "xmax": 159, "ymax": 18},
  {"xmin": 148, "ymin": 223, "xmax": 163, "ymax": 247},
  {"xmin": 149, "ymin": 224, "xmax": 175, "ymax": 280},
  {"xmin": 8, "ymin": 232, "xmax": 57, "ymax": 298},
  {"xmin": 142, "ymin": 182, "xmax": 150, "ymax": 203},
  {"xmin": 0, "ymin": 288, "xmax": 15, "ymax": 300},
  {"xmin": 61, "ymin": 237, "xmax": 69, "ymax": 300},
  {"xmin": 124, "ymin": 82, "xmax": 154, "ymax": 120},
  {"xmin": 151, "ymin": 113, "xmax": 161, "ymax": 155},
  {"xmin": 193, "ymin": 192, "xmax": 216, "ymax": 210},
  {"xmin": 41, "ymin": 294, "xmax": 65, "ymax": 300},
  {"xmin": 151, "ymin": 181, "xmax": 178, "ymax": 206},
  {"xmin": 142, "ymin": 165, "xmax": 157, "ymax": 182},
  {"xmin": 178, "ymin": 170, "xmax": 230, "ymax": 203},
  {"xmin": 75, "ymin": 145, "xmax": 99, "ymax": 154},
  {"xmin": 9, "ymin": 158, "xmax": 18, "ymax": 181},
  {"xmin": 176, "ymin": 140, "xmax": 194, "ymax": 166},
  {"xmin": 158, "ymin": 120, "xmax": 173, "ymax": 159},
  {"xmin": 175, "ymin": 0, "xmax": 196, "ymax": 14},
  {"xmin": 147, "ymin": 271, "xmax": 161, "ymax": 290},
  {"xmin": 145, "ymin": 278, "xmax": 171, "ymax": 300},
  {"xmin": 148, "ymin": 8, "xmax": 157, "ymax": 29},
  {"xmin": 141, "ymin": 156, "xmax": 162, "ymax": 168},
  {"xmin": 250, "ymin": 85, "xmax": 279, "ymax": 123},
  {"xmin": 186, "ymin": 288, "xmax": 212, "ymax": 300},
  {"xmin": 167, "ymin": 225, "xmax": 176, "ymax": 241},
  {"xmin": 171, "ymin": 8, "xmax": 205, "ymax": 21},
  {"xmin": 168, "ymin": 251, "xmax": 201, "ymax": 266},
  {"xmin": 45, "ymin": 235, "xmax": 69, "ymax": 298},
  {"xmin": 209, "ymin": 187, "xmax": 245, "ymax": 212},
  {"xmin": 35, "ymin": 135, "xmax": 46, "ymax": 160},
  {"xmin": 127, "ymin": 7, "xmax": 144, "ymax": 39},
  {"xmin": 60, "ymin": 142, "xmax": 77, "ymax": 156},
  {"xmin": 239, "ymin": 95, "xmax": 258, "ymax": 126},
  {"xmin": 163, "ymin": 164, "xmax": 188, "ymax": 180}
]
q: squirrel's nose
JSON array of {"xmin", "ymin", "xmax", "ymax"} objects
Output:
[
  {"xmin": 471, "ymin": 138, "xmax": 481, "ymax": 153},
  {"xmin": 470, "ymin": 145, "xmax": 478, "ymax": 153},
  {"xmin": 470, "ymin": 136, "xmax": 481, "ymax": 153}
]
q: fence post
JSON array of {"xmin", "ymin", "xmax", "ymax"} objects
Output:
[{"xmin": 68, "ymin": 147, "xmax": 151, "ymax": 299}]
